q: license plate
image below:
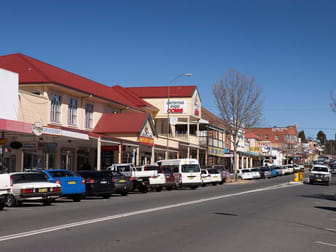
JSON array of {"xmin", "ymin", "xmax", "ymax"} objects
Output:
[
  {"xmin": 68, "ymin": 181, "xmax": 76, "ymax": 185},
  {"xmin": 38, "ymin": 188, "xmax": 48, "ymax": 193},
  {"xmin": 100, "ymin": 181, "xmax": 107, "ymax": 184},
  {"xmin": 214, "ymin": 176, "xmax": 217, "ymax": 178},
  {"xmin": 316, "ymin": 179, "xmax": 322, "ymax": 181},
  {"xmin": 189, "ymin": 177, "xmax": 194, "ymax": 180},
  {"xmin": 119, "ymin": 180, "xmax": 126, "ymax": 183}
]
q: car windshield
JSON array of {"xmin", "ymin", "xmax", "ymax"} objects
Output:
[
  {"xmin": 182, "ymin": 164, "xmax": 200, "ymax": 173},
  {"xmin": 78, "ymin": 171, "xmax": 109, "ymax": 179},
  {"xmin": 11, "ymin": 173, "xmax": 48, "ymax": 184},
  {"xmin": 207, "ymin": 169, "xmax": 219, "ymax": 174},
  {"xmin": 161, "ymin": 167, "xmax": 172, "ymax": 174},
  {"xmin": 312, "ymin": 167, "xmax": 329, "ymax": 172},
  {"xmin": 251, "ymin": 169, "xmax": 258, "ymax": 172},
  {"xmin": 144, "ymin": 165, "xmax": 159, "ymax": 171},
  {"xmin": 110, "ymin": 171, "xmax": 124, "ymax": 177},
  {"xmin": 116, "ymin": 165, "xmax": 131, "ymax": 172},
  {"xmin": 242, "ymin": 169, "xmax": 249, "ymax": 173},
  {"xmin": 48, "ymin": 170, "xmax": 75, "ymax": 177}
]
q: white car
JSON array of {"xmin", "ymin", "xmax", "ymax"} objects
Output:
[
  {"xmin": 207, "ymin": 168, "xmax": 222, "ymax": 185},
  {"xmin": 201, "ymin": 169, "xmax": 212, "ymax": 185},
  {"xmin": 5, "ymin": 172, "xmax": 61, "ymax": 207},
  {"xmin": 147, "ymin": 165, "xmax": 166, "ymax": 192},
  {"xmin": 250, "ymin": 168, "xmax": 261, "ymax": 179},
  {"xmin": 237, "ymin": 169, "xmax": 254, "ymax": 180},
  {"xmin": 308, "ymin": 165, "xmax": 331, "ymax": 185},
  {"xmin": 0, "ymin": 174, "xmax": 10, "ymax": 210}
]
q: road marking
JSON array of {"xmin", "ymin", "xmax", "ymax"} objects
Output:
[
  {"xmin": 325, "ymin": 228, "xmax": 336, "ymax": 232},
  {"xmin": 315, "ymin": 241, "xmax": 336, "ymax": 247},
  {"xmin": 0, "ymin": 182, "xmax": 300, "ymax": 242}
]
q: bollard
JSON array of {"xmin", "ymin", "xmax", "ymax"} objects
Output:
[
  {"xmin": 299, "ymin": 172, "xmax": 303, "ymax": 181},
  {"xmin": 294, "ymin": 172, "xmax": 299, "ymax": 182}
]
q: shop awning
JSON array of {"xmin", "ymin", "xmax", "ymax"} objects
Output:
[{"xmin": 0, "ymin": 118, "xmax": 32, "ymax": 134}]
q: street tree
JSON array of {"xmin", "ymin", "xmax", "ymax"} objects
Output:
[
  {"xmin": 317, "ymin": 130, "xmax": 327, "ymax": 146},
  {"xmin": 212, "ymin": 69, "xmax": 263, "ymax": 180},
  {"xmin": 298, "ymin": 130, "xmax": 306, "ymax": 143}
]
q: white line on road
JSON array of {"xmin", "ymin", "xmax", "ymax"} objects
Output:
[
  {"xmin": 0, "ymin": 182, "xmax": 300, "ymax": 243},
  {"xmin": 315, "ymin": 241, "xmax": 336, "ymax": 247}
]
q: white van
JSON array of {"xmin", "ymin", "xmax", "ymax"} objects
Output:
[{"xmin": 159, "ymin": 159, "xmax": 202, "ymax": 189}]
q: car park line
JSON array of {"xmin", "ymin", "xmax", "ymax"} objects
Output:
[
  {"xmin": 315, "ymin": 241, "xmax": 336, "ymax": 247},
  {"xmin": 0, "ymin": 182, "xmax": 301, "ymax": 243}
]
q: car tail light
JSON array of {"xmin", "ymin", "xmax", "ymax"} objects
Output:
[
  {"xmin": 55, "ymin": 179, "xmax": 61, "ymax": 185},
  {"xmin": 52, "ymin": 187, "xmax": 61, "ymax": 192},
  {"xmin": 179, "ymin": 173, "xmax": 182, "ymax": 182},
  {"xmin": 10, "ymin": 176, "xmax": 13, "ymax": 187},
  {"xmin": 21, "ymin": 188, "xmax": 34, "ymax": 194},
  {"xmin": 86, "ymin": 178, "xmax": 95, "ymax": 184},
  {"xmin": 81, "ymin": 178, "xmax": 85, "ymax": 184},
  {"xmin": 111, "ymin": 177, "xmax": 115, "ymax": 183},
  {"xmin": 129, "ymin": 177, "xmax": 137, "ymax": 181},
  {"xmin": 152, "ymin": 175, "xmax": 158, "ymax": 179}
]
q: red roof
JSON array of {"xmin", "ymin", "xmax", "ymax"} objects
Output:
[
  {"xmin": 94, "ymin": 112, "xmax": 148, "ymax": 134},
  {"xmin": 126, "ymin": 86, "xmax": 197, "ymax": 98},
  {"xmin": 111, "ymin": 85, "xmax": 158, "ymax": 110},
  {"xmin": 0, "ymin": 53, "xmax": 143, "ymax": 109},
  {"xmin": 245, "ymin": 132, "xmax": 260, "ymax": 140}
]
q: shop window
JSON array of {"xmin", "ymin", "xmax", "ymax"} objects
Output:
[
  {"xmin": 85, "ymin": 103, "xmax": 93, "ymax": 128},
  {"xmin": 275, "ymin": 135, "xmax": 279, "ymax": 140},
  {"xmin": 265, "ymin": 135, "xmax": 268, "ymax": 140},
  {"xmin": 68, "ymin": 98, "xmax": 77, "ymax": 126},
  {"xmin": 50, "ymin": 94, "xmax": 61, "ymax": 123}
]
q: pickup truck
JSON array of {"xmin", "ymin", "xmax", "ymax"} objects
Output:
[
  {"xmin": 106, "ymin": 163, "xmax": 157, "ymax": 193},
  {"xmin": 309, "ymin": 165, "xmax": 331, "ymax": 185},
  {"xmin": 0, "ymin": 174, "xmax": 11, "ymax": 210}
]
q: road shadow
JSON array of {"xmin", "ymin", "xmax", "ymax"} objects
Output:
[
  {"xmin": 213, "ymin": 212, "xmax": 238, "ymax": 216},
  {"xmin": 299, "ymin": 194, "xmax": 336, "ymax": 202},
  {"xmin": 314, "ymin": 206, "xmax": 336, "ymax": 212}
]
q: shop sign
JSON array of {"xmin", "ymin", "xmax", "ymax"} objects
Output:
[
  {"xmin": 169, "ymin": 117, "xmax": 178, "ymax": 125},
  {"xmin": 43, "ymin": 127, "xmax": 62, "ymax": 136},
  {"xmin": 140, "ymin": 121, "xmax": 153, "ymax": 138},
  {"xmin": 139, "ymin": 136, "xmax": 154, "ymax": 146},
  {"xmin": 0, "ymin": 138, "xmax": 6, "ymax": 145},
  {"xmin": 208, "ymin": 146, "xmax": 226, "ymax": 157},
  {"xmin": 193, "ymin": 93, "xmax": 200, "ymax": 116},
  {"xmin": 248, "ymin": 147, "xmax": 261, "ymax": 153},
  {"xmin": 32, "ymin": 122, "xmax": 43, "ymax": 136},
  {"xmin": 62, "ymin": 130, "xmax": 89, "ymax": 140},
  {"xmin": 164, "ymin": 100, "xmax": 186, "ymax": 114},
  {"xmin": 23, "ymin": 143, "xmax": 37, "ymax": 150}
]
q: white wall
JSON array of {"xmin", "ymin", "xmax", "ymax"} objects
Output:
[{"xmin": 0, "ymin": 68, "xmax": 18, "ymax": 120}]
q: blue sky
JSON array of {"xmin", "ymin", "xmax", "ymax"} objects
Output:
[{"xmin": 2, "ymin": 0, "xmax": 336, "ymax": 139}]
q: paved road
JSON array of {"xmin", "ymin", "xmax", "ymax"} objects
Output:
[{"xmin": 0, "ymin": 176, "xmax": 336, "ymax": 252}]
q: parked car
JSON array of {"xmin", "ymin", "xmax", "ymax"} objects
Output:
[
  {"xmin": 78, "ymin": 171, "xmax": 115, "ymax": 198},
  {"xmin": 107, "ymin": 163, "xmax": 157, "ymax": 193},
  {"xmin": 0, "ymin": 174, "xmax": 11, "ymax": 210},
  {"xmin": 211, "ymin": 165, "xmax": 226, "ymax": 184},
  {"xmin": 237, "ymin": 169, "xmax": 254, "ymax": 180},
  {"xmin": 250, "ymin": 168, "xmax": 261, "ymax": 179},
  {"xmin": 258, "ymin": 167, "xmax": 273, "ymax": 179},
  {"xmin": 40, "ymin": 169, "xmax": 85, "ymax": 202},
  {"xmin": 105, "ymin": 170, "xmax": 132, "ymax": 196},
  {"xmin": 201, "ymin": 169, "xmax": 212, "ymax": 186},
  {"xmin": 268, "ymin": 167, "xmax": 278, "ymax": 177},
  {"xmin": 5, "ymin": 172, "xmax": 61, "ymax": 206},
  {"xmin": 308, "ymin": 165, "xmax": 331, "ymax": 185},
  {"xmin": 159, "ymin": 165, "xmax": 176, "ymax": 190},
  {"xmin": 207, "ymin": 168, "xmax": 222, "ymax": 185},
  {"xmin": 143, "ymin": 165, "xmax": 165, "ymax": 192},
  {"xmin": 159, "ymin": 159, "xmax": 202, "ymax": 190}
]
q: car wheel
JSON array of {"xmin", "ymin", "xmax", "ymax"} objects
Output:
[
  {"xmin": 0, "ymin": 201, "xmax": 5, "ymax": 210},
  {"xmin": 219, "ymin": 181, "xmax": 224, "ymax": 185},
  {"xmin": 190, "ymin": 186, "xmax": 197, "ymax": 190},
  {"xmin": 43, "ymin": 199, "xmax": 53, "ymax": 206},
  {"xmin": 120, "ymin": 191, "xmax": 128, "ymax": 196},
  {"xmin": 73, "ymin": 195, "xmax": 82, "ymax": 202},
  {"xmin": 6, "ymin": 195, "xmax": 17, "ymax": 207},
  {"xmin": 166, "ymin": 185, "xmax": 173, "ymax": 191},
  {"xmin": 139, "ymin": 185, "xmax": 148, "ymax": 193},
  {"xmin": 102, "ymin": 194, "xmax": 111, "ymax": 199},
  {"xmin": 155, "ymin": 187, "xmax": 163, "ymax": 192},
  {"xmin": 212, "ymin": 183, "xmax": 217, "ymax": 186}
]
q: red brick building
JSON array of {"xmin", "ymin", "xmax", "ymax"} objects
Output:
[{"xmin": 246, "ymin": 125, "xmax": 298, "ymax": 152}]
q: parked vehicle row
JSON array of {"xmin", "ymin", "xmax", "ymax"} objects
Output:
[{"xmin": 237, "ymin": 164, "xmax": 300, "ymax": 180}]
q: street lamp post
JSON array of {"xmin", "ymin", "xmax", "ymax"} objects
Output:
[{"xmin": 166, "ymin": 73, "xmax": 192, "ymax": 160}]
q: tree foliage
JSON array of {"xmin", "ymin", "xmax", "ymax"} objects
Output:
[
  {"xmin": 298, "ymin": 130, "xmax": 306, "ymax": 143},
  {"xmin": 212, "ymin": 69, "xmax": 263, "ymax": 176},
  {"xmin": 317, "ymin": 130, "xmax": 327, "ymax": 145}
]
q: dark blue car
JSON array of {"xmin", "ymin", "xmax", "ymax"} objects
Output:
[{"xmin": 41, "ymin": 169, "xmax": 85, "ymax": 202}]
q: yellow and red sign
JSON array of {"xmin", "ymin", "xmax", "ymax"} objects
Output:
[{"xmin": 139, "ymin": 136, "xmax": 154, "ymax": 146}]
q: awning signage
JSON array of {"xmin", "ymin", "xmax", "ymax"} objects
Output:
[
  {"xmin": 139, "ymin": 136, "xmax": 154, "ymax": 146},
  {"xmin": 42, "ymin": 127, "xmax": 89, "ymax": 140},
  {"xmin": 140, "ymin": 121, "xmax": 153, "ymax": 138},
  {"xmin": 208, "ymin": 146, "xmax": 226, "ymax": 157},
  {"xmin": 43, "ymin": 127, "xmax": 62, "ymax": 136}
]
